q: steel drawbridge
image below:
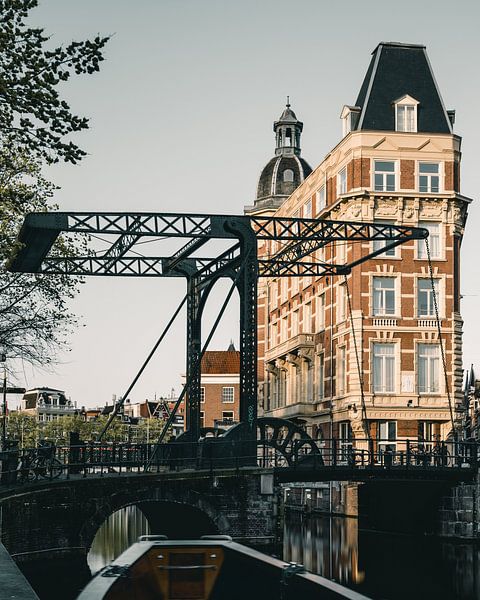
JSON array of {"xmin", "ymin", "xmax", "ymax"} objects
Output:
[{"xmin": 8, "ymin": 211, "xmax": 427, "ymax": 451}]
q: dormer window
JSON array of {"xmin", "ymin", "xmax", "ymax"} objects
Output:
[
  {"xmin": 340, "ymin": 105, "xmax": 360, "ymax": 137},
  {"xmin": 283, "ymin": 169, "xmax": 294, "ymax": 182},
  {"xmin": 394, "ymin": 95, "xmax": 419, "ymax": 132}
]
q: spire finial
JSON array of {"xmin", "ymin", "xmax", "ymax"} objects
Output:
[{"xmin": 286, "ymin": 95, "xmax": 290, "ymax": 108}]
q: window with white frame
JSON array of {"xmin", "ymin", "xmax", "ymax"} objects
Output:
[
  {"xmin": 303, "ymin": 302, "xmax": 312, "ymax": 333},
  {"xmin": 418, "ymin": 344, "xmax": 440, "ymax": 393},
  {"xmin": 417, "ymin": 222, "xmax": 441, "ymax": 259},
  {"xmin": 222, "ymin": 386, "xmax": 235, "ymax": 403},
  {"xmin": 373, "ymin": 343, "xmax": 396, "ymax": 393},
  {"xmin": 281, "ymin": 316, "xmax": 288, "ymax": 342},
  {"xmin": 200, "ymin": 387, "xmax": 205, "ymax": 403},
  {"xmin": 336, "ymin": 241, "xmax": 346, "ymax": 264},
  {"xmin": 222, "ymin": 411, "xmax": 234, "ymax": 423},
  {"xmin": 395, "ymin": 96, "xmax": 418, "ymax": 132},
  {"xmin": 200, "ymin": 411, "xmax": 205, "ymax": 427},
  {"xmin": 338, "ymin": 167, "xmax": 347, "ymax": 195},
  {"xmin": 317, "ymin": 293, "xmax": 325, "ymax": 330},
  {"xmin": 281, "ymin": 278, "xmax": 287, "ymax": 303},
  {"xmin": 417, "ymin": 278, "xmax": 440, "ymax": 317},
  {"xmin": 337, "ymin": 346, "xmax": 346, "ymax": 394},
  {"xmin": 418, "ymin": 162, "xmax": 440, "ymax": 193},
  {"xmin": 303, "ymin": 199, "xmax": 312, "ymax": 220},
  {"xmin": 378, "ymin": 421, "xmax": 397, "ymax": 452},
  {"xmin": 292, "ymin": 310, "xmax": 299, "ymax": 336},
  {"xmin": 373, "ymin": 221, "xmax": 396, "ymax": 257},
  {"xmin": 374, "ymin": 160, "xmax": 396, "ymax": 192},
  {"xmin": 270, "ymin": 282, "xmax": 278, "ymax": 309},
  {"xmin": 318, "ymin": 353, "xmax": 325, "ymax": 400},
  {"xmin": 316, "ymin": 185, "xmax": 326, "ymax": 213},
  {"xmin": 372, "ymin": 277, "xmax": 396, "ymax": 316},
  {"xmin": 270, "ymin": 321, "xmax": 277, "ymax": 347},
  {"xmin": 337, "ymin": 283, "xmax": 347, "ymax": 322},
  {"xmin": 291, "ymin": 276, "xmax": 299, "ymax": 296}
]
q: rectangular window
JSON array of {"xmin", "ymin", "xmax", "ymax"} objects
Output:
[
  {"xmin": 303, "ymin": 199, "xmax": 312, "ymax": 220},
  {"xmin": 337, "ymin": 283, "xmax": 347, "ymax": 322},
  {"xmin": 200, "ymin": 387, "xmax": 205, "ymax": 403},
  {"xmin": 337, "ymin": 346, "xmax": 346, "ymax": 395},
  {"xmin": 418, "ymin": 344, "xmax": 440, "ymax": 393},
  {"xmin": 222, "ymin": 411, "xmax": 234, "ymax": 423},
  {"xmin": 378, "ymin": 421, "xmax": 397, "ymax": 453},
  {"xmin": 396, "ymin": 105, "xmax": 416, "ymax": 132},
  {"xmin": 292, "ymin": 310, "xmax": 299, "ymax": 337},
  {"xmin": 419, "ymin": 162, "xmax": 440, "ymax": 193},
  {"xmin": 373, "ymin": 277, "xmax": 396, "ymax": 316},
  {"xmin": 281, "ymin": 278, "xmax": 287, "ymax": 303},
  {"xmin": 317, "ymin": 185, "xmax": 326, "ymax": 213},
  {"xmin": 291, "ymin": 275, "xmax": 299, "ymax": 296},
  {"xmin": 281, "ymin": 316, "xmax": 288, "ymax": 342},
  {"xmin": 373, "ymin": 343, "xmax": 396, "ymax": 393},
  {"xmin": 373, "ymin": 221, "xmax": 396, "ymax": 257},
  {"xmin": 200, "ymin": 411, "xmax": 205, "ymax": 428},
  {"xmin": 417, "ymin": 278, "xmax": 439, "ymax": 317},
  {"xmin": 303, "ymin": 302, "xmax": 312, "ymax": 333},
  {"xmin": 336, "ymin": 241, "xmax": 346, "ymax": 264},
  {"xmin": 318, "ymin": 354, "xmax": 325, "ymax": 400},
  {"xmin": 270, "ymin": 282, "xmax": 278, "ymax": 309},
  {"xmin": 374, "ymin": 160, "xmax": 396, "ymax": 192},
  {"xmin": 417, "ymin": 222, "xmax": 441, "ymax": 259},
  {"xmin": 338, "ymin": 167, "xmax": 347, "ymax": 195},
  {"xmin": 317, "ymin": 293, "xmax": 325, "ymax": 330},
  {"xmin": 222, "ymin": 386, "xmax": 235, "ymax": 403},
  {"xmin": 270, "ymin": 321, "xmax": 278, "ymax": 347}
]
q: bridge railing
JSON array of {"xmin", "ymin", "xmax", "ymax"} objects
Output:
[{"xmin": 0, "ymin": 437, "xmax": 478, "ymax": 486}]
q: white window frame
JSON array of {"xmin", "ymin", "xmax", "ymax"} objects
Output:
[
  {"xmin": 417, "ymin": 278, "xmax": 441, "ymax": 318},
  {"xmin": 417, "ymin": 222, "xmax": 442, "ymax": 260},
  {"xmin": 270, "ymin": 282, "xmax": 278, "ymax": 309},
  {"xmin": 373, "ymin": 343, "xmax": 396, "ymax": 393},
  {"xmin": 417, "ymin": 343, "xmax": 441, "ymax": 394},
  {"xmin": 316, "ymin": 185, "xmax": 326, "ymax": 213},
  {"xmin": 316, "ymin": 293, "xmax": 325, "ymax": 330},
  {"xmin": 372, "ymin": 220, "xmax": 397, "ymax": 258},
  {"xmin": 337, "ymin": 283, "xmax": 347, "ymax": 322},
  {"xmin": 394, "ymin": 95, "xmax": 419, "ymax": 133},
  {"xmin": 222, "ymin": 386, "xmax": 235, "ymax": 403},
  {"xmin": 338, "ymin": 167, "xmax": 347, "ymax": 195},
  {"xmin": 200, "ymin": 387, "xmax": 205, "ymax": 403},
  {"xmin": 303, "ymin": 199, "xmax": 312, "ymax": 220},
  {"xmin": 303, "ymin": 302, "xmax": 312, "ymax": 333},
  {"xmin": 280, "ymin": 278, "xmax": 288, "ymax": 303},
  {"xmin": 317, "ymin": 353, "xmax": 325, "ymax": 400},
  {"xmin": 292, "ymin": 309, "xmax": 299, "ymax": 337},
  {"xmin": 373, "ymin": 160, "xmax": 397, "ymax": 192},
  {"xmin": 378, "ymin": 421, "xmax": 397, "ymax": 453},
  {"xmin": 222, "ymin": 411, "xmax": 234, "ymax": 422},
  {"xmin": 337, "ymin": 346, "xmax": 347, "ymax": 395},
  {"xmin": 418, "ymin": 162, "xmax": 441, "ymax": 194},
  {"xmin": 372, "ymin": 276, "xmax": 397, "ymax": 317}
]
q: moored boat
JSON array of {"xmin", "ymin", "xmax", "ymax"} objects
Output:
[{"xmin": 78, "ymin": 535, "xmax": 370, "ymax": 600}]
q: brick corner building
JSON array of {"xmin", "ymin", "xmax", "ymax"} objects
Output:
[{"xmin": 247, "ymin": 42, "xmax": 471, "ymax": 448}]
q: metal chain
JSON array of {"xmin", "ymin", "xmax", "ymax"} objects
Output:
[
  {"xmin": 425, "ymin": 237, "xmax": 455, "ymax": 434},
  {"xmin": 344, "ymin": 274, "xmax": 371, "ymax": 441}
]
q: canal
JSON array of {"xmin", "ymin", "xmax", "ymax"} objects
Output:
[{"xmin": 19, "ymin": 505, "xmax": 480, "ymax": 599}]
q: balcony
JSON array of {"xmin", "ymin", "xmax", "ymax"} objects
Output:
[
  {"xmin": 372, "ymin": 318, "xmax": 397, "ymax": 327},
  {"xmin": 265, "ymin": 333, "xmax": 315, "ymax": 362}
]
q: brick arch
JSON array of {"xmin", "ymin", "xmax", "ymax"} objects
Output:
[{"xmin": 79, "ymin": 486, "xmax": 227, "ymax": 551}]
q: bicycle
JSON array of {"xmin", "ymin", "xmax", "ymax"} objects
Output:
[{"xmin": 29, "ymin": 443, "xmax": 63, "ymax": 480}]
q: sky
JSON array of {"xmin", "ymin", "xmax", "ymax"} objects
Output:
[{"xmin": 10, "ymin": 0, "xmax": 480, "ymax": 409}]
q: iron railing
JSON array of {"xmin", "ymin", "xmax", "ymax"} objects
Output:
[{"xmin": 0, "ymin": 438, "xmax": 477, "ymax": 486}]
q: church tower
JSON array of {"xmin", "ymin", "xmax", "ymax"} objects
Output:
[{"xmin": 245, "ymin": 100, "xmax": 312, "ymax": 216}]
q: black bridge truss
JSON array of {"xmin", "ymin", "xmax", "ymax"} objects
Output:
[{"xmin": 9, "ymin": 211, "xmax": 427, "ymax": 445}]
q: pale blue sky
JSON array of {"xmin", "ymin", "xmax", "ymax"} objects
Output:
[{"xmin": 13, "ymin": 0, "xmax": 480, "ymax": 407}]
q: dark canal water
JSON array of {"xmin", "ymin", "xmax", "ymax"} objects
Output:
[{"xmin": 19, "ymin": 505, "xmax": 480, "ymax": 599}]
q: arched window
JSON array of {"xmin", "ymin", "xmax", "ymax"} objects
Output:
[
  {"xmin": 283, "ymin": 169, "xmax": 294, "ymax": 182},
  {"xmin": 285, "ymin": 128, "xmax": 292, "ymax": 146}
]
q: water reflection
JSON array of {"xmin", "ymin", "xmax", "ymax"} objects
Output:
[
  {"xmin": 283, "ymin": 514, "xmax": 480, "ymax": 600},
  {"xmin": 87, "ymin": 505, "xmax": 150, "ymax": 574}
]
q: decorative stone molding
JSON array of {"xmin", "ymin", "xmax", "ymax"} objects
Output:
[{"xmin": 298, "ymin": 348, "xmax": 314, "ymax": 362}]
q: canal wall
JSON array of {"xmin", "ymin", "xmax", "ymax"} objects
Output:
[
  {"xmin": 437, "ymin": 475, "xmax": 479, "ymax": 539},
  {"xmin": 0, "ymin": 469, "xmax": 279, "ymax": 561}
]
